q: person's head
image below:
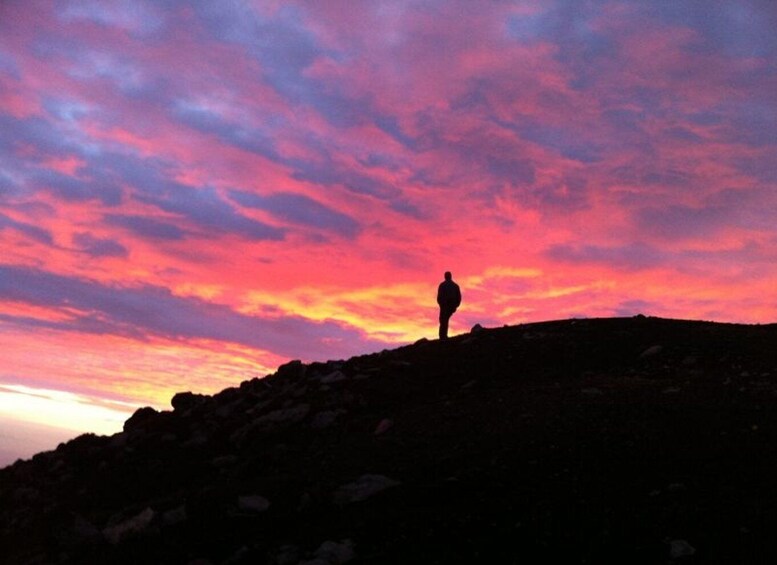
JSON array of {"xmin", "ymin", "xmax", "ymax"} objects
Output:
[{"xmin": 444, "ymin": 271, "xmax": 452, "ymax": 281}]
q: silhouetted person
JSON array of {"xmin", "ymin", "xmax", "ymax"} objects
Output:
[{"xmin": 437, "ymin": 271, "xmax": 461, "ymax": 340}]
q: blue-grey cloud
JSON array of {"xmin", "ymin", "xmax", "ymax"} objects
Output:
[
  {"xmin": 138, "ymin": 183, "xmax": 286, "ymax": 241},
  {"xmin": 105, "ymin": 213, "xmax": 187, "ymax": 241},
  {"xmin": 636, "ymin": 204, "xmax": 730, "ymax": 239},
  {"xmin": 230, "ymin": 190, "xmax": 361, "ymax": 238},
  {"xmin": 0, "ymin": 264, "xmax": 386, "ymax": 360},
  {"xmin": 72, "ymin": 232, "xmax": 128, "ymax": 258},
  {"xmin": 0, "ymin": 213, "xmax": 53, "ymax": 245},
  {"xmin": 546, "ymin": 242, "xmax": 667, "ymax": 271},
  {"xmin": 33, "ymin": 169, "xmax": 124, "ymax": 206},
  {"xmin": 172, "ymin": 104, "xmax": 281, "ymax": 161},
  {"xmin": 288, "ymin": 157, "xmax": 401, "ymax": 200}
]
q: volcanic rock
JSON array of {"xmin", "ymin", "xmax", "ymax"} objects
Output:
[{"xmin": 3, "ymin": 317, "xmax": 777, "ymax": 563}]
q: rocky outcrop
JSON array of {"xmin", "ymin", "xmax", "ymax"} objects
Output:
[{"xmin": 2, "ymin": 317, "xmax": 777, "ymax": 563}]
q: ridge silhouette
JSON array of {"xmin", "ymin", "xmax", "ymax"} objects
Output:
[{"xmin": 2, "ymin": 317, "xmax": 777, "ymax": 563}]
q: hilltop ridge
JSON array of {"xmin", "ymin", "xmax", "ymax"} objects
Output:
[{"xmin": 2, "ymin": 317, "xmax": 777, "ymax": 564}]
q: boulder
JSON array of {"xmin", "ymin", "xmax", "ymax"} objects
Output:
[
  {"xmin": 123, "ymin": 407, "xmax": 159, "ymax": 433},
  {"xmin": 171, "ymin": 391, "xmax": 208, "ymax": 412},
  {"xmin": 333, "ymin": 474, "xmax": 400, "ymax": 505}
]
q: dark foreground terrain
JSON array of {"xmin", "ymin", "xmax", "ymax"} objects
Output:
[{"xmin": 3, "ymin": 317, "xmax": 777, "ymax": 564}]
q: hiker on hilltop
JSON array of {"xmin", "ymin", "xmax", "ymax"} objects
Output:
[{"xmin": 437, "ymin": 271, "xmax": 461, "ymax": 340}]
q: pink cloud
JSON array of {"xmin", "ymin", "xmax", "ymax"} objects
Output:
[{"xmin": 1, "ymin": 0, "xmax": 776, "ymax": 445}]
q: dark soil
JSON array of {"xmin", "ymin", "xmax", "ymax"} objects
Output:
[{"xmin": 2, "ymin": 316, "xmax": 777, "ymax": 564}]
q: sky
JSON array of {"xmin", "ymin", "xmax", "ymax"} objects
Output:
[{"xmin": 1, "ymin": 0, "xmax": 776, "ymax": 463}]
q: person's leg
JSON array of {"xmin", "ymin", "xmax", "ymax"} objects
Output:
[{"xmin": 439, "ymin": 309, "xmax": 450, "ymax": 339}]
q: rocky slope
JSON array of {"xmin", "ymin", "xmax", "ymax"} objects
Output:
[{"xmin": 2, "ymin": 317, "xmax": 777, "ymax": 564}]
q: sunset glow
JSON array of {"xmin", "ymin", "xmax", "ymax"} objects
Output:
[{"xmin": 1, "ymin": 1, "xmax": 776, "ymax": 462}]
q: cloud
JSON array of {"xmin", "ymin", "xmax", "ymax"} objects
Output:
[
  {"xmin": 0, "ymin": 264, "xmax": 386, "ymax": 360},
  {"xmin": 172, "ymin": 103, "xmax": 281, "ymax": 162},
  {"xmin": 230, "ymin": 190, "xmax": 361, "ymax": 238},
  {"xmin": 72, "ymin": 232, "xmax": 128, "ymax": 258},
  {"xmin": 2, "ymin": 0, "xmax": 777, "ymax": 411},
  {"xmin": 0, "ymin": 213, "xmax": 53, "ymax": 245},
  {"xmin": 138, "ymin": 183, "xmax": 286, "ymax": 241},
  {"xmin": 59, "ymin": 0, "xmax": 166, "ymax": 37},
  {"xmin": 33, "ymin": 169, "xmax": 124, "ymax": 206},
  {"xmin": 635, "ymin": 204, "xmax": 730, "ymax": 240},
  {"xmin": 104, "ymin": 214, "xmax": 187, "ymax": 241},
  {"xmin": 546, "ymin": 242, "xmax": 668, "ymax": 271}
]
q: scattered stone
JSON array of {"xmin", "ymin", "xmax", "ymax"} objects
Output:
[
  {"xmin": 256, "ymin": 404, "xmax": 311, "ymax": 427},
  {"xmin": 162, "ymin": 505, "xmax": 187, "ymax": 526},
  {"xmin": 460, "ymin": 379, "xmax": 478, "ymax": 391},
  {"xmin": 311, "ymin": 409, "xmax": 347, "ymax": 429},
  {"xmin": 682, "ymin": 356, "xmax": 697, "ymax": 366},
  {"xmin": 333, "ymin": 474, "xmax": 401, "ymax": 505},
  {"xmin": 374, "ymin": 418, "xmax": 394, "ymax": 435},
  {"xmin": 123, "ymin": 406, "xmax": 159, "ymax": 432},
  {"xmin": 315, "ymin": 539, "xmax": 356, "ymax": 563},
  {"xmin": 669, "ymin": 539, "xmax": 696, "ymax": 558},
  {"xmin": 640, "ymin": 345, "xmax": 664, "ymax": 359},
  {"xmin": 320, "ymin": 370, "xmax": 347, "ymax": 384},
  {"xmin": 108, "ymin": 433, "xmax": 128, "ymax": 448},
  {"xmin": 70, "ymin": 514, "xmax": 101, "ymax": 543},
  {"xmin": 171, "ymin": 391, "xmax": 208, "ymax": 411},
  {"xmin": 211, "ymin": 454, "xmax": 238, "ymax": 468},
  {"xmin": 103, "ymin": 507, "xmax": 155, "ymax": 544},
  {"xmin": 272, "ymin": 544, "xmax": 302, "ymax": 565},
  {"xmin": 276, "ymin": 359, "xmax": 306, "ymax": 380},
  {"xmin": 11, "ymin": 486, "xmax": 40, "ymax": 503},
  {"xmin": 237, "ymin": 495, "xmax": 270, "ymax": 514}
]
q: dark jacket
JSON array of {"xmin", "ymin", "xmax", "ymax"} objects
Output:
[{"xmin": 437, "ymin": 280, "xmax": 462, "ymax": 311}]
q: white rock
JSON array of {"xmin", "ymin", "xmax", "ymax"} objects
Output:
[
  {"xmin": 311, "ymin": 409, "xmax": 346, "ymax": 429},
  {"xmin": 640, "ymin": 345, "xmax": 663, "ymax": 359},
  {"xmin": 374, "ymin": 418, "xmax": 393, "ymax": 435},
  {"xmin": 238, "ymin": 495, "xmax": 270, "ymax": 514},
  {"xmin": 162, "ymin": 505, "xmax": 187, "ymax": 526},
  {"xmin": 670, "ymin": 539, "xmax": 696, "ymax": 558},
  {"xmin": 333, "ymin": 474, "xmax": 400, "ymax": 505},
  {"xmin": 315, "ymin": 539, "xmax": 356, "ymax": 563},
  {"xmin": 257, "ymin": 404, "xmax": 310, "ymax": 425},
  {"xmin": 320, "ymin": 370, "xmax": 347, "ymax": 384},
  {"xmin": 103, "ymin": 507, "xmax": 155, "ymax": 544}
]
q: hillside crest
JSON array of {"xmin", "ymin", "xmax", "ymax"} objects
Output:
[{"xmin": 3, "ymin": 316, "xmax": 777, "ymax": 564}]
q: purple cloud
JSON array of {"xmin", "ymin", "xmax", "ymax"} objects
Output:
[
  {"xmin": 546, "ymin": 242, "xmax": 668, "ymax": 271},
  {"xmin": 72, "ymin": 232, "xmax": 128, "ymax": 258},
  {"xmin": 104, "ymin": 214, "xmax": 187, "ymax": 241},
  {"xmin": 0, "ymin": 264, "xmax": 386, "ymax": 360},
  {"xmin": 230, "ymin": 190, "xmax": 361, "ymax": 238},
  {"xmin": 0, "ymin": 213, "xmax": 53, "ymax": 245}
]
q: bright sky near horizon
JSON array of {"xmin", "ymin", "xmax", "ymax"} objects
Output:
[{"xmin": 1, "ymin": 1, "xmax": 776, "ymax": 461}]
